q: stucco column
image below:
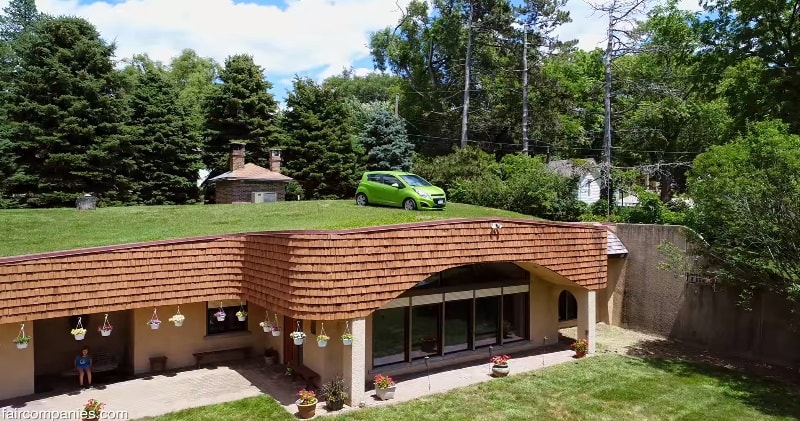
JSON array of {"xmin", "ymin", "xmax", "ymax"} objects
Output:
[
  {"xmin": 577, "ymin": 289, "xmax": 597, "ymax": 354},
  {"xmin": 343, "ymin": 318, "xmax": 366, "ymax": 407}
]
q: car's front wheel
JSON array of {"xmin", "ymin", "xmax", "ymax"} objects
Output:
[
  {"xmin": 355, "ymin": 193, "xmax": 369, "ymax": 206},
  {"xmin": 403, "ymin": 198, "xmax": 417, "ymax": 211}
]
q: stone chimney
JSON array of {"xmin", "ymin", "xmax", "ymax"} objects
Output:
[
  {"xmin": 230, "ymin": 142, "xmax": 245, "ymax": 171},
  {"xmin": 269, "ymin": 148, "xmax": 282, "ymax": 174}
]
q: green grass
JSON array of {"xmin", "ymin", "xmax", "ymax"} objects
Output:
[
  {"xmin": 0, "ymin": 200, "xmax": 531, "ymax": 257},
  {"xmin": 136, "ymin": 355, "xmax": 800, "ymax": 421}
]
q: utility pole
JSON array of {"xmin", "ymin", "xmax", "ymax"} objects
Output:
[
  {"xmin": 603, "ymin": 14, "xmax": 613, "ymax": 216},
  {"xmin": 394, "ymin": 94, "xmax": 399, "ymax": 116},
  {"xmin": 521, "ymin": 23, "xmax": 529, "ymax": 155},
  {"xmin": 460, "ymin": 2, "xmax": 474, "ymax": 148}
]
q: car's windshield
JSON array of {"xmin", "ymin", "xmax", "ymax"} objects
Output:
[{"xmin": 400, "ymin": 174, "xmax": 432, "ymax": 187}]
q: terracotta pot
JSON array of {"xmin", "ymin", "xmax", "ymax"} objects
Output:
[
  {"xmin": 491, "ymin": 364, "xmax": 510, "ymax": 377},
  {"xmin": 296, "ymin": 400, "xmax": 317, "ymax": 419},
  {"xmin": 375, "ymin": 385, "xmax": 396, "ymax": 400},
  {"xmin": 575, "ymin": 350, "xmax": 587, "ymax": 358}
]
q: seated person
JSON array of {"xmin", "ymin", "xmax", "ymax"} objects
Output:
[{"xmin": 75, "ymin": 346, "xmax": 92, "ymax": 387}]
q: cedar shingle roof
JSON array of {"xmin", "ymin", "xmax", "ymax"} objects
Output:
[{"xmin": 208, "ymin": 163, "xmax": 293, "ymax": 182}]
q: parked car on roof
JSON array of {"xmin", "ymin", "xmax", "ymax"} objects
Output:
[{"xmin": 355, "ymin": 171, "xmax": 446, "ymax": 210}]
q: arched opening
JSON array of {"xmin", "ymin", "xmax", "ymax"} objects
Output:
[
  {"xmin": 371, "ymin": 262, "xmax": 530, "ymax": 368},
  {"xmin": 558, "ymin": 290, "xmax": 578, "ymax": 322}
]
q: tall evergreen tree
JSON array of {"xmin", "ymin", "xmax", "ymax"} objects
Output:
[
  {"xmin": 359, "ymin": 107, "xmax": 415, "ymax": 171},
  {"xmin": 125, "ymin": 55, "xmax": 202, "ymax": 205},
  {"xmin": 168, "ymin": 49, "xmax": 219, "ymax": 147},
  {"xmin": 281, "ymin": 77, "xmax": 365, "ymax": 199},
  {"xmin": 5, "ymin": 16, "xmax": 131, "ymax": 207},
  {"xmin": 203, "ymin": 54, "xmax": 280, "ymax": 177},
  {"xmin": 0, "ymin": 0, "xmax": 39, "ymax": 42}
]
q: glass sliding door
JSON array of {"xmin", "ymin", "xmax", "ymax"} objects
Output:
[
  {"xmin": 502, "ymin": 293, "xmax": 528, "ymax": 343},
  {"xmin": 475, "ymin": 296, "xmax": 500, "ymax": 347},
  {"xmin": 372, "ymin": 307, "xmax": 408, "ymax": 367},
  {"xmin": 411, "ymin": 303, "xmax": 441, "ymax": 359},
  {"xmin": 444, "ymin": 300, "xmax": 471, "ymax": 353}
]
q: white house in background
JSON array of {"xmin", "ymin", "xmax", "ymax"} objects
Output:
[{"xmin": 547, "ymin": 158, "xmax": 602, "ymax": 205}]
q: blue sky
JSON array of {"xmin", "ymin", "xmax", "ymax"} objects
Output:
[{"xmin": 4, "ymin": 0, "xmax": 703, "ymax": 103}]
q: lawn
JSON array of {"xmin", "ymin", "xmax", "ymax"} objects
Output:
[
  {"xmin": 137, "ymin": 355, "xmax": 800, "ymax": 421},
  {"xmin": 0, "ymin": 200, "xmax": 530, "ymax": 257}
]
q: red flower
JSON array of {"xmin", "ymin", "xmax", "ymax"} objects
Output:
[{"xmin": 490, "ymin": 354, "xmax": 511, "ymax": 366}]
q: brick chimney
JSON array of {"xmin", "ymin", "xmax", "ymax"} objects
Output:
[
  {"xmin": 230, "ymin": 142, "xmax": 245, "ymax": 171},
  {"xmin": 269, "ymin": 148, "xmax": 282, "ymax": 174}
]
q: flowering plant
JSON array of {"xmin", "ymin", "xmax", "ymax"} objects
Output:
[
  {"xmin": 297, "ymin": 388, "xmax": 317, "ymax": 405},
  {"xmin": 236, "ymin": 310, "xmax": 247, "ymax": 318},
  {"xmin": 82, "ymin": 398, "xmax": 105, "ymax": 416},
  {"xmin": 13, "ymin": 335, "xmax": 30, "ymax": 344},
  {"xmin": 71, "ymin": 328, "xmax": 87, "ymax": 335},
  {"xmin": 341, "ymin": 333, "xmax": 353, "ymax": 340},
  {"xmin": 214, "ymin": 310, "xmax": 225, "ymax": 318},
  {"xmin": 374, "ymin": 374, "xmax": 394, "ymax": 389},
  {"xmin": 98, "ymin": 324, "xmax": 113, "ymax": 332},
  {"xmin": 259, "ymin": 321, "xmax": 273, "ymax": 328},
  {"xmin": 490, "ymin": 354, "xmax": 511, "ymax": 366},
  {"xmin": 272, "ymin": 325, "xmax": 281, "ymax": 331},
  {"xmin": 571, "ymin": 339, "xmax": 588, "ymax": 353},
  {"xmin": 168, "ymin": 314, "xmax": 185, "ymax": 323},
  {"xmin": 290, "ymin": 331, "xmax": 306, "ymax": 340},
  {"xmin": 148, "ymin": 318, "xmax": 161, "ymax": 325},
  {"xmin": 317, "ymin": 334, "xmax": 330, "ymax": 341}
]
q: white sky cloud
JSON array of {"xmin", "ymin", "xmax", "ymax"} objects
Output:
[{"xmin": 0, "ymin": 0, "xmax": 706, "ymax": 91}]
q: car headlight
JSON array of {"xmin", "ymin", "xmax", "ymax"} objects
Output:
[{"xmin": 413, "ymin": 189, "xmax": 431, "ymax": 199}]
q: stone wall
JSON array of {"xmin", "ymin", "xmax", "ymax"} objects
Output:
[
  {"xmin": 615, "ymin": 223, "xmax": 800, "ymax": 369},
  {"xmin": 215, "ymin": 180, "xmax": 288, "ymax": 204}
]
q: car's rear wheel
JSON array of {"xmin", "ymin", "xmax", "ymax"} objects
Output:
[
  {"xmin": 403, "ymin": 198, "xmax": 417, "ymax": 211},
  {"xmin": 355, "ymin": 193, "xmax": 369, "ymax": 206}
]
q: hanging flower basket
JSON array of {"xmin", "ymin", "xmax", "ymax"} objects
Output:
[
  {"xmin": 236, "ymin": 310, "xmax": 247, "ymax": 322},
  {"xmin": 71, "ymin": 328, "xmax": 87, "ymax": 341},
  {"xmin": 272, "ymin": 326, "xmax": 281, "ymax": 337},
  {"xmin": 148, "ymin": 308, "xmax": 161, "ymax": 330},
  {"xmin": 291, "ymin": 331, "xmax": 306, "ymax": 345},
  {"xmin": 341, "ymin": 333, "xmax": 353, "ymax": 346},
  {"xmin": 317, "ymin": 334, "xmax": 329, "ymax": 348},
  {"xmin": 214, "ymin": 309, "xmax": 226, "ymax": 322},
  {"xmin": 259, "ymin": 321, "xmax": 273, "ymax": 333},
  {"xmin": 14, "ymin": 324, "xmax": 30, "ymax": 349},
  {"xmin": 169, "ymin": 314, "xmax": 185, "ymax": 327},
  {"xmin": 98, "ymin": 314, "xmax": 113, "ymax": 336}
]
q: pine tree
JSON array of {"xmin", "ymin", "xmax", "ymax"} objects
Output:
[
  {"xmin": 125, "ymin": 55, "xmax": 202, "ymax": 205},
  {"xmin": 5, "ymin": 16, "xmax": 131, "ymax": 207},
  {"xmin": 203, "ymin": 54, "xmax": 280, "ymax": 177},
  {"xmin": 0, "ymin": 0, "xmax": 39, "ymax": 42},
  {"xmin": 281, "ymin": 77, "xmax": 365, "ymax": 199},
  {"xmin": 359, "ymin": 107, "xmax": 415, "ymax": 171}
]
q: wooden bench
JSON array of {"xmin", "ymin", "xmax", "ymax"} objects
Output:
[
  {"xmin": 192, "ymin": 346, "xmax": 252, "ymax": 368},
  {"xmin": 290, "ymin": 364, "xmax": 320, "ymax": 390},
  {"xmin": 61, "ymin": 350, "xmax": 118, "ymax": 376}
]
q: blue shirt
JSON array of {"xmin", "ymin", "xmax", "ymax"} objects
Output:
[{"xmin": 75, "ymin": 355, "xmax": 91, "ymax": 368}]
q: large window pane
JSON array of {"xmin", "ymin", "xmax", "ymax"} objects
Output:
[
  {"xmin": 411, "ymin": 304, "xmax": 441, "ymax": 359},
  {"xmin": 206, "ymin": 305, "xmax": 248, "ymax": 335},
  {"xmin": 475, "ymin": 296, "xmax": 500, "ymax": 347},
  {"xmin": 444, "ymin": 300, "xmax": 470, "ymax": 353},
  {"xmin": 373, "ymin": 307, "xmax": 407, "ymax": 366},
  {"xmin": 503, "ymin": 293, "xmax": 528, "ymax": 343}
]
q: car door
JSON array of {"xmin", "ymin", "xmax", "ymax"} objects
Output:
[{"xmin": 380, "ymin": 175, "xmax": 405, "ymax": 206}]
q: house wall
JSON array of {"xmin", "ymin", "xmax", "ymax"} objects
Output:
[
  {"xmin": 300, "ymin": 320, "xmax": 347, "ymax": 385},
  {"xmin": 615, "ymin": 223, "xmax": 800, "ymax": 369},
  {"xmin": 33, "ymin": 310, "xmax": 131, "ymax": 377},
  {"xmin": 130, "ymin": 302, "xmax": 261, "ymax": 374},
  {"xmin": 215, "ymin": 180, "xmax": 288, "ymax": 204},
  {"xmin": 577, "ymin": 174, "xmax": 602, "ymax": 205},
  {"xmin": 0, "ymin": 322, "xmax": 34, "ymax": 400}
]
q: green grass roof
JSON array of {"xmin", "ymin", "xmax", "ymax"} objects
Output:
[{"xmin": 0, "ymin": 200, "xmax": 533, "ymax": 257}]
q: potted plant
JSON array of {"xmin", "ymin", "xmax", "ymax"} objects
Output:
[
  {"xmin": 81, "ymin": 398, "xmax": 105, "ymax": 421},
  {"xmin": 320, "ymin": 374, "xmax": 348, "ymax": 411},
  {"xmin": 236, "ymin": 310, "xmax": 247, "ymax": 322},
  {"xmin": 317, "ymin": 333, "xmax": 330, "ymax": 348},
  {"xmin": 290, "ymin": 331, "xmax": 306, "ymax": 345},
  {"xmin": 271, "ymin": 325, "xmax": 281, "ymax": 337},
  {"xmin": 490, "ymin": 354, "xmax": 511, "ymax": 377},
  {"xmin": 98, "ymin": 324, "xmax": 112, "ymax": 337},
  {"xmin": 264, "ymin": 348, "xmax": 279, "ymax": 365},
  {"xmin": 148, "ymin": 318, "xmax": 161, "ymax": 330},
  {"xmin": 214, "ymin": 309, "xmax": 226, "ymax": 321},
  {"xmin": 296, "ymin": 388, "xmax": 317, "ymax": 419},
  {"xmin": 341, "ymin": 332, "xmax": 353, "ymax": 346},
  {"xmin": 374, "ymin": 374, "xmax": 396, "ymax": 400},
  {"xmin": 71, "ymin": 328, "xmax": 87, "ymax": 341},
  {"xmin": 13, "ymin": 334, "xmax": 30, "ymax": 349},
  {"xmin": 169, "ymin": 314, "xmax": 185, "ymax": 327},
  {"xmin": 259, "ymin": 321, "xmax": 273, "ymax": 333},
  {"xmin": 571, "ymin": 339, "xmax": 589, "ymax": 358}
]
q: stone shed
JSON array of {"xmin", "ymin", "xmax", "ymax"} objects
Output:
[{"xmin": 208, "ymin": 143, "xmax": 293, "ymax": 204}]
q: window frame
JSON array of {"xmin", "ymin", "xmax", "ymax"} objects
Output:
[{"xmin": 206, "ymin": 304, "xmax": 249, "ymax": 336}]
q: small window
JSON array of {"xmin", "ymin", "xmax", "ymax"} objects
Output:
[
  {"xmin": 367, "ymin": 174, "xmax": 382, "ymax": 182},
  {"xmin": 558, "ymin": 291, "xmax": 578, "ymax": 322},
  {"xmin": 383, "ymin": 175, "xmax": 402, "ymax": 187},
  {"xmin": 207, "ymin": 305, "xmax": 248, "ymax": 335}
]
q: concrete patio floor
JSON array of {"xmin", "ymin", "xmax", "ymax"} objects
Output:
[{"xmin": 0, "ymin": 344, "xmax": 582, "ymax": 420}]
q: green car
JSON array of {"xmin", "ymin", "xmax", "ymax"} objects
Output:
[{"xmin": 355, "ymin": 171, "xmax": 446, "ymax": 210}]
